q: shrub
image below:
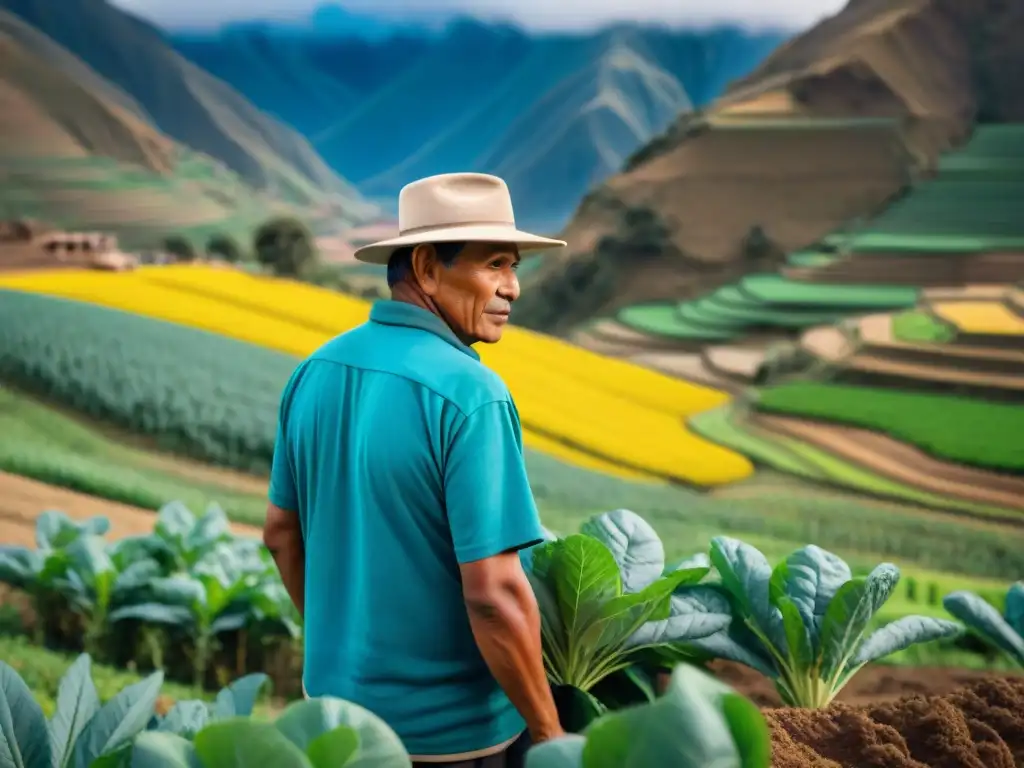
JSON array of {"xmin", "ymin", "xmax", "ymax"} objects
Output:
[
  {"xmin": 163, "ymin": 236, "xmax": 197, "ymax": 263},
  {"xmin": 254, "ymin": 218, "xmax": 317, "ymax": 277}
]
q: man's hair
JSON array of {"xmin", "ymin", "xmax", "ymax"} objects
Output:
[{"xmin": 386, "ymin": 241, "xmax": 466, "ymax": 288}]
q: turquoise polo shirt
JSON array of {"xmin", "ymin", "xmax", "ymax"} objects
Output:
[{"xmin": 268, "ymin": 299, "xmax": 545, "ymax": 757}]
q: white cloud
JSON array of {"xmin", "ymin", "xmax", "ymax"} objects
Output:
[{"xmin": 111, "ymin": 0, "xmax": 848, "ymax": 32}]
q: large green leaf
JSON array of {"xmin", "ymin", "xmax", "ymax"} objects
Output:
[
  {"xmin": 626, "ymin": 585, "xmax": 732, "ymax": 648},
  {"xmin": 193, "ymin": 720, "xmax": 311, "ymax": 768},
  {"xmin": 944, "ymin": 591, "xmax": 1024, "ymax": 664},
  {"xmin": 819, "ymin": 564, "xmax": 899, "ymax": 682},
  {"xmin": 154, "ymin": 503, "xmax": 196, "ymax": 551},
  {"xmin": 719, "ymin": 693, "xmax": 772, "ymax": 768},
  {"xmin": 186, "ymin": 507, "xmax": 230, "ymax": 558},
  {"xmin": 70, "ymin": 672, "xmax": 163, "ymax": 768},
  {"xmin": 709, "ymin": 538, "xmax": 784, "ymax": 651},
  {"xmin": 49, "ymin": 654, "xmax": 99, "ymax": 768},
  {"xmin": 304, "ymin": 727, "xmax": 359, "ymax": 768},
  {"xmin": 582, "ymin": 664, "xmax": 762, "ymax": 768},
  {"xmin": 551, "ymin": 536, "xmax": 622, "ymax": 643},
  {"xmin": 36, "ymin": 512, "xmax": 109, "ymax": 551},
  {"xmin": 273, "ymin": 699, "xmax": 408, "ymax": 768},
  {"xmin": 770, "ymin": 546, "xmax": 851, "ymax": 649},
  {"xmin": 113, "ymin": 561, "xmax": 163, "ymax": 597},
  {"xmin": 777, "ymin": 596, "xmax": 813, "ymax": 670},
  {"xmin": 130, "ymin": 732, "xmax": 199, "ymax": 768},
  {"xmin": 850, "ymin": 616, "xmax": 962, "ymax": 667},
  {"xmin": 212, "ymin": 675, "xmax": 269, "ymax": 719},
  {"xmin": 1005, "ymin": 583, "xmax": 1024, "ymax": 637},
  {"xmin": 580, "ymin": 510, "xmax": 664, "ymax": 593},
  {"xmin": 524, "ymin": 735, "xmax": 585, "ymax": 768},
  {"xmin": 108, "ymin": 604, "xmax": 193, "ymax": 628},
  {"xmin": 0, "ymin": 548, "xmax": 37, "ymax": 590},
  {"xmin": 580, "ymin": 574, "xmax": 682, "ymax": 653},
  {"xmin": 0, "ymin": 660, "xmax": 52, "ymax": 768}
]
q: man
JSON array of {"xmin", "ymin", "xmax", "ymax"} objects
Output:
[{"xmin": 262, "ymin": 173, "xmax": 566, "ymax": 767}]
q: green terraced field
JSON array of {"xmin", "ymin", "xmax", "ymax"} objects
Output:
[
  {"xmin": 756, "ymin": 383, "xmax": 1024, "ymax": 473},
  {"xmin": 738, "ymin": 274, "xmax": 920, "ymax": 307},
  {"xmin": 891, "ymin": 310, "xmax": 958, "ymax": 343},
  {"xmin": 616, "ymin": 303, "xmax": 740, "ymax": 340}
]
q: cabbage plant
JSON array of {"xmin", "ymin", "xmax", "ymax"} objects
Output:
[
  {"xmin": 0, "ymin": 512, "xmax": 161, "ymax": 653},
  {"xmin": 0, "ymin": 653, "xmax": 164, "ymax": 768},
  {"xmin": 683, "ymin": 537, "xmax": 962, "ymax": 708},
  {"xmin": 524, "ymin": 510, "xmax": 730, "ymax": 729},
  {"xmin": 109, "ymin": 543, "xmax": 265, "ymax": 686},
  {"xmin": 525, "ymin": 663, "xmax": 770, "ymax": 768},
  {"xmin": 944, "ymin": 583, "xmax": 1024, "ymax": 666},
  {"xmin": 132, "ymin": 697, "xmax": 411, "ymax": 767}
]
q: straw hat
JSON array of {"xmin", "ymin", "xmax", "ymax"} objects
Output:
[{"xmin": 353, "ymin": 172, "xmax": 567, "ymax": 265}]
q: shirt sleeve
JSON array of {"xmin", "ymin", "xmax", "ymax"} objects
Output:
[
  {"xmin": 268, "ymin": 377, "xmax": 299, "ymax": 513},
  {"xmin": 444, "ymin": 399, "xmax": 545, "ymax": 564}
]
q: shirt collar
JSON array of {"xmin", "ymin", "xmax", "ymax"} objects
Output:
[{"xmin": 369, "ymin": 300, "xmax": 480, "ymax": 361}]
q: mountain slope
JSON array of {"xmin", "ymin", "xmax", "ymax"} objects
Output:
[
  {"xmin": 0, "ymin": 10, "xmax": 290, "ymax": 249},
  {"xmin": 0, "ymin": 0, "xmax": 377, "ymax": 225},
  {"xmin": 170, "ymin": 21, "xmax": 784, "ymax": 231},
  {"xmin": 519, "ymin": 0, "xmax": 1023, "ymax": 332}
]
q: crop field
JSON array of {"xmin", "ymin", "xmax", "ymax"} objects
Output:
[
  {"xmin": 0, "ymin": 267, "xmax": 752, "ymax": 486},
  {"xmin": 891, "ymin": 309, "xmax": 958, "ymax": 343},
  {"xmin": 930, "ymin": 300, "xmax": 1024, "ymax": 335},
  {"xmin": 755, "ymin": 383, "xmax": 1024, "ymax": 473}
]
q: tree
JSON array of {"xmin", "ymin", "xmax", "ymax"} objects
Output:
[
  {"xmin": 253, "ymin": 217, "xmax": 317, "ymax": 277},
  {"xmin": 206, "ymin": 234, "xmax": 243, "ymax": 263},
  {"xmin": 163, "ymin": 235, "xmax": 197, "ymax": 262}
]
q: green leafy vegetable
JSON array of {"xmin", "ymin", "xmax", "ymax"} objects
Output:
[
  {"xmin": 944, "ymin": 583, "xmax": 1024, "ymax": 666},
  {"xmin": 686, "ymin": 537, "xmax": 963, "ymax": 707}
]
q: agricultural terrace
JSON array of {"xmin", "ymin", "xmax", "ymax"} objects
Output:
[
  {"xmin": 930, "ymin": 300, "xmax": 1024, "ymax": 336},
  {"xmin": 754, "ymin": 383, "xmax": 1024, "ymax": 474},
  {"xmin": 0, "ymin": 268, "xmax": 752, "ymax": 485},
  {"xmin": 847, "ymin": 124, "xmax": 1024, "ymax": 254}
]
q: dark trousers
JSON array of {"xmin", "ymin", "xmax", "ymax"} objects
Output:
[{"xmin": 411, "ymin": 732, "xmax": 531, "ymax": 768}]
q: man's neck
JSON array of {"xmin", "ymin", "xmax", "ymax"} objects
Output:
[{"xmin": 389, "ymin": 284, "xmax": 476, "ymax": 346}]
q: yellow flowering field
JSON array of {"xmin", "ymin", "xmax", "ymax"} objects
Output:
[
  {"xmin": 0, "ymin": 266, "xmax": 752, "ymax": 485},
  {"xmin": 930, "ymin": 300, "xmax": 1024, "ymax": 335}
]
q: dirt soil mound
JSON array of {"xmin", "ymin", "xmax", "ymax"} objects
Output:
[{"xmin": 767, "ymin": 676, "xmax": 1024, "ymax": 768}]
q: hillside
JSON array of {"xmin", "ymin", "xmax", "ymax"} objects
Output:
[
  {"xmin": 0, "ymin": 0, "xmax": 377, "ymax": 228},
  {"xmin": 0, "ymin": 11, "xmax": 287, "ymax": 249},
  {"xmin": 522, "ymin": 0, "xmax": 1024, "ymax": 333},
  {"xmin": 171, "ymin": 21, "xmax": 784, "ymax": 232}
]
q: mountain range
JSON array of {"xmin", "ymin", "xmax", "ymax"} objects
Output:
[
  {"xmin": 514, "ymin": 0, "xmax": 1024, "ymax": 333},
  {"xmin": 0, "ymin": 0, "xmax": 378, "ymax": 248},
  {"xmin": 171, "ymin": 21, "xmax": 786, "ymax": 232}
]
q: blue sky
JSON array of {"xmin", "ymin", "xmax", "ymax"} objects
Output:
[{"xmin": 110, "ymin": 0, "xmax": 848, "ymax": 32}]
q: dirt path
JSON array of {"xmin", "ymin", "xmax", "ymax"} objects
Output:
[
  {"xmin": 750, "ymin": 413, "xmax": 1024, "ymax": 513},
  {"xmin": 0, "ymin": 472, "xmax": 263, "ymax": 547}
]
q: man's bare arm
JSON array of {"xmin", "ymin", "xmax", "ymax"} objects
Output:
[
  {"xmin": 460, "ymin": 551, "xmax": 563, "ymax": 744},
  {"xmin": 263, "ymin": 503, "xmax": 305, "ymax": 617}
]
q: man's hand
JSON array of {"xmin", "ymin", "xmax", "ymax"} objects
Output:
[
  {"xmin": 263, "ymin": 503, "xmax": 305, "ymax": 617},
  {"xmin": 460, "ymin": 551, "xmax": 563, "ymax": 744}
]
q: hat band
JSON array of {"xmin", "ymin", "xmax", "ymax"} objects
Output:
[{"xmin": 398, "ymin": 220, "xmax": 517, "ymax": 236}]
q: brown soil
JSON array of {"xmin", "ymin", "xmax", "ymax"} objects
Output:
[
  {"xmin": 749, "ymin": 412, "xmax": 1024, "ymax": 514},
  {"xmin": 0, "ymin": 472, "xmax": 262, "ymax": 547},
  {"xmin": 765, "ymin": 675, "xmax": 1024, "ymax": 768}
]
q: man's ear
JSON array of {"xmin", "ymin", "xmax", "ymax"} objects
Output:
[{"xmin": 410, "ymin": 244, "xmax": 441, "ymax": 296}]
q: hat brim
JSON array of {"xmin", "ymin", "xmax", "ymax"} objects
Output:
[{"xmin": 352, "ymin": 224, "xmax": 567, "ymax": 265}]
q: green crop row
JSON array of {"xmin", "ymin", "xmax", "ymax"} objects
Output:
[
  {"xmin": 0, "ymin": 290, "xmax": 295, "ymax": 474},
  {"xmin": 755, "ymin": 382, "xmax": 1024, "ymax": 473}
]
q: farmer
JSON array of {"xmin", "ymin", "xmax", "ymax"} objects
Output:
[{"xmin": 262, "ymin": 173, "xmax": 566, "ymax": 767}]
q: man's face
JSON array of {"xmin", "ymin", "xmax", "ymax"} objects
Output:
[{"xmin": 416, "ymin": 241, "xmax": 521, "ymax": 344}]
